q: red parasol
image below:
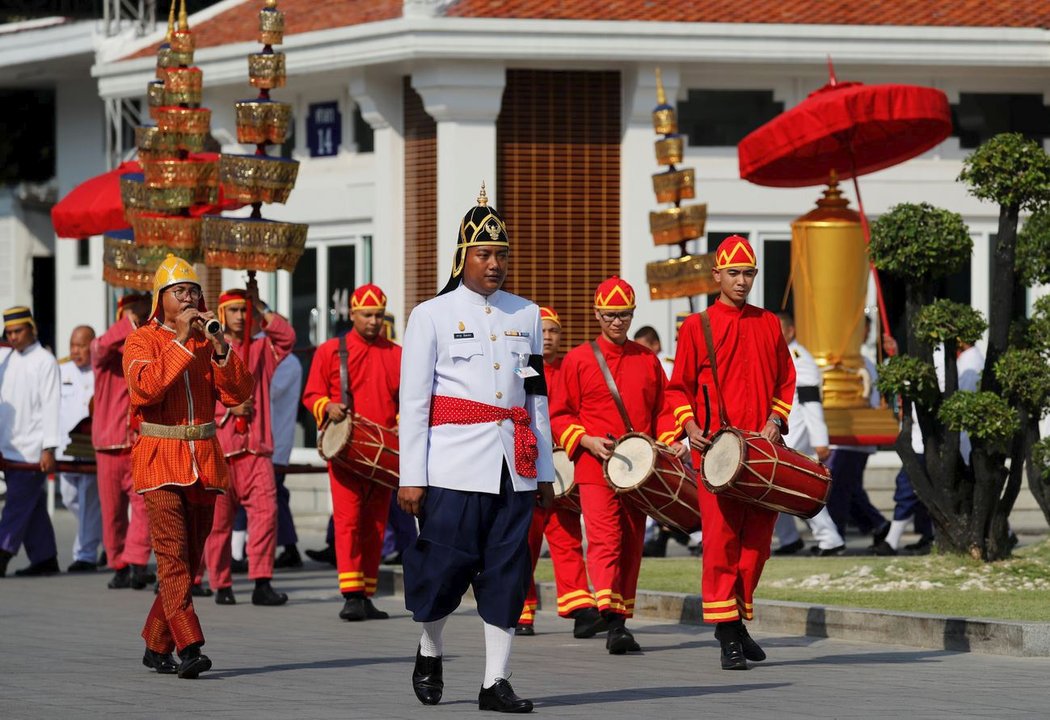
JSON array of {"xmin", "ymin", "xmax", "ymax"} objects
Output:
[
  {"xmin": 737, "ymin": 62, "xmax": 953, "ymax": 347},
  {"xmin": 50, "ymin": 153, "xmax": 238, "ymax": 239}
]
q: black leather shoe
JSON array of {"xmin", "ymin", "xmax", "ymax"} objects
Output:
[
  {"xmin": 904, "ymin": 536, "xmax": 934, "ymax": 554},
  {"xmin": 215, "ymin": 587, "xmax": 236, "ymax": 605},
  {"xmin": 810, "ymin": 544, "xmax": 846, "ymax": 557},
  {"xmin": 873, "ymin": 521, "xmax": 890, "ymax": 544},
  {"xmin": 606, "ymin": 625, "xmax": 641, "ymax": 655},
  {"xmin": 339, "ymin": 595, "xmax": 367, "ymax": 621},
  {"xmin": 230, "ymin": 558, "xmax": 249, "ymax": 574},
  {"xmin": 305, "ymin": 545, "xmax": 336, "ymax": 566},
  {"xmin": 67, "ymin": 560, "xmax": 98, "ymax": 573},
  {"xmin": 719, "ymin": 639, "xmax": 749, "ymax": 670},
  {"xmin": 478, "ymin": 678, "xmax": 533, "ymax": 713},
  {"xmin": 363, "ymin": 598, "xmax": 389, "ymax": 619},
  {"xmin": 572, "ymin": 607, "xmax": 608, "ymax": 639},
  {"xmin": 142, "ymin": 648, "xmax": 178, "ymax": 674},
  {"xmin": 190, "ymin": 582, "xmax": 213, "ymax": 597},
  {"xmin": 412, "ymin": 646, "xmax": 443, "ymax": 706},
  {"xmin": 14, "ymin": 556, "xmax": 60, "ymax": 576},
  {"xmin": 130, "ymin": 564, "xmax": 155, "ymax": 589},
  {"xmin": 739, "ymin": 625, "xmax": 766, "ymax": 662},
  {"xmin": 867, "ymin": 540, "xmax": 897, "ymax": 556},
  {"xmin": 772, "ymin": 538, "xmax": 804, "ymax": 556},
  {"xmin": 108, "ymin": 567, "xmax": 131, "ymax": 589},
  {"xmin": 274, "ymin": 546, "xmax": 303, "ymax": 569},
  {"xmin": 515, "ymin": 623, "xmax": 535, "ymax": 636},
  {"xmin": 252, "ymin": 582, "xmax": 288, "ymax": 606},
  {"xmin": 177, "ymin": 644, "xmax": 212, "ymax": 679}
]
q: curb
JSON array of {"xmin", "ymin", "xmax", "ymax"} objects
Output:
[{"xmin": 378, "ymin": 567, "xmax": 1050, "ymax": 658}]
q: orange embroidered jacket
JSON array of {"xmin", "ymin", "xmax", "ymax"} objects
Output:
[{"xmin": 123, "ymin": 321, "xmax": 254, "ymax": 494}]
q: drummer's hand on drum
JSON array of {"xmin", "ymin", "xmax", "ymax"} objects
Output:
[
  {"xmin": 537, "ymin": 482, "xmax": 555, "ymax": 510},
  {"xmin": 581, "ymin": 435, "xmax": 615, "ymax": 461},
  {"xmin": 682, "ymin": 419, "xmax": 711, "ymax": 450},
  {"xmin": 760, "ymin": 420, "xmax": 782, "ymax": 445},
  {"xmin": 325, "ymin": 402, "xmax": 348, "ymax": 423},
  {"xmin": 398, "ymin": 487, "xmax": 427, "ymax": 517},
  {"xmin": 669, "ymin": 441, "xmax": 689, "ymax": 459},
  {"xmin": 815, "ymin": 446, "xmax": 831, "ymax": 462}
]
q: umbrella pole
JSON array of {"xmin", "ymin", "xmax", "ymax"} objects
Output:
[{"xmin": 850, "ymin": 173, "xmax": 896, "ymax": 358}]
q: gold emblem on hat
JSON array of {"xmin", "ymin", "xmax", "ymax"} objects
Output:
[{"xmin": 485, "ymin": 222, "xmax": 501, "ymax": 241}]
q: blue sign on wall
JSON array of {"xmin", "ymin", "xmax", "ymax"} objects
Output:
[{"xmin": 306, "ymin": 101, "xmax": 342, "ymax": 157}]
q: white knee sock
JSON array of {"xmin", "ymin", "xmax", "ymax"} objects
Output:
[
  {"xmin": 483, "ymin": 623, "xmax": 514, "ymax": 688},
  {"xmin": 420, "ymin": 617, "xmax": 447, "ymax": 658},
  {"xmin": 885, "ymin": 519, "xmax": 909, "ymax": 550},
  {"xmin": 231, "ymin": 530, "xmax": 247, "ymax": 561}
]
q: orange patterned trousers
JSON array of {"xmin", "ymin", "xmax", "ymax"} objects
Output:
[{"xmin": 141, "ymin": 483, "xmax": 216, "ymax": 653}]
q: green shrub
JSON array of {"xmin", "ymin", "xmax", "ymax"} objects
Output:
[
  {"xmin": 876, "ymin": 355, "xmax": 939, "ymax": 407},
  {"xmin": 939, "ymin": 392, "xmax": 1019, "ymax": 446},
  {"xmin": 870, "ymin": 203, "xmax": 972, "ymax": 281},
  {"xmin": 995, "ymin": 349, "xmax": 1050, "ymax": 414},
  {"xmin": 914, "ymin": 299, "xmax": 987, "ymax": 347},
  {"xmin": 958, "ymin": 132, "xmax": 1050, "ymax": 212}
]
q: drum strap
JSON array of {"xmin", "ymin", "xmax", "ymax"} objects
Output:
[
  {"xmin": 338, "ymin": 334, "xmax": 351, "ymax": 408},
  {"xmin": 700, "ymin": 311, "xmax": 730, "ymax": 428},
  {"xmin": 589, "ymin": 341, "xmax": 634, "ymax": 433}
]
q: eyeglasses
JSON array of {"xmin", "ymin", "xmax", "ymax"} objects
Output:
[
  {"xmin": 598, "ymin": 311, "xmax": 634, "ymax": 324},
  {"xmin": 169, "ymin": 285, "xmax": 202, "ymax": 301}
]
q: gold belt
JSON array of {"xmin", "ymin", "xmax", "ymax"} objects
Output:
[{"xmin": 139, "ymin": 421, "xmax": 216, "ymax": 441}]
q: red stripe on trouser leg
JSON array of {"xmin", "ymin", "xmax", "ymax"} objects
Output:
[
  {"xmin": 330, "ymin": 465, "xmax": 392, "ymax": 597},
  {"xmin": 545, "ymin": 506, "xmax": 595, "ymax": 617},
  {"xmin": 203, "ymin": 453, "xmax": 279, "ymax": 588},
  {"xmin": 142, "ymin": 485, "xmax": 214, "ymax": 653},
  {"xmin": 697, "ymin": 484, "xmax": 777, "ymax": 623},
  {"xmin": 578, "ymin": 483, "xmax": 645, "ymax": 618},
  {"xmin": 519, "ymin": 505, "xmax": 549, "ymax": 625},
  {"xmin": 96, "ymin": 450, "xmax": 152, "ymax": 568}
]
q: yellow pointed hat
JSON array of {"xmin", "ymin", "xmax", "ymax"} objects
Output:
[{"xmin": 149, "ymin": 253, "xmax": 202, "ymax": 320}]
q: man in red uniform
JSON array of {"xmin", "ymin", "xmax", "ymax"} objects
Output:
[
  {"xmin": 92, "ymin": 293, "xmax": 155, "ymax": 590},
  {"xmin": 124, "ymin": 254, "xmax": 253, "ymax": 678},
  {"xmin": 517, "ymin": 307, "xmax": 604, "ymax": 640},
  {"xmin": 550, "ymin": 277, "xmax": 680, "ymax": 655},
  {"xmin": 666, "ymin": 235, "xmax": 795, "ymax": 670},
  {"xmin": 202, "ymin": 285, "xmax": 295, "ymax": 606},
  {"xmin": 302, "ymin": 283, "xmax": 401, "ymax": 621}
]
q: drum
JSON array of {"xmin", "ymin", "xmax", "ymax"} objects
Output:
[
  {"xmin": 552, "ymin": 448, "xmax": 581, "ymax": 514},
  {"xmin": 317, "ymin": 413, "xmax": 399, "ymax": 490},
  {"xmin": 700, "ymin": 427, "xmax": 831, "ymax": 519},
  {"xmin": 603, "ymin": 432, "xmax": 701, "ymax": 534}
]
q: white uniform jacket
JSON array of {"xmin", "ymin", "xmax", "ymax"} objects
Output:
[
  {"xmin": 783, "ymin": 340, "xmax": 829, "ymax": 457},
  {"xmin": 0, "ymin": 341, "xmax": 61, "ymax": 463},
  {"xmin": 399, "ymin": 282, "xmax": 555, "ymax": 493},
  {"xmin": 58, "ymin": 360, "xmax": 94, "ymax": 460}
]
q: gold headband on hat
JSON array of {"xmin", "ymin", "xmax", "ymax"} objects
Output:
[{"xmin": 3, "ymin": 306, "xmax": 35, "ymax": 331}]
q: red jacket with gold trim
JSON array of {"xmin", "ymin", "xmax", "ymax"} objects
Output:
[{"xmin": 302, "ymin": 330, "xmax": 401, "ymax": 430}]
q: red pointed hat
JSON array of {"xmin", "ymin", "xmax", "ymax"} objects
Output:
[
  {"xmin": 351, "ymin": 283, "xmax": 387, "ymax": 312},
  {"xmin": 594, "ymin": 276, "xmax": 636, "ymax": 311},
  {"xmin": 714, "ymin": 235, "xmax": 757, "ymax": 270},
  {"xmin": 539, "ymin": 307, "xmax": 561, "ymax": 327}
]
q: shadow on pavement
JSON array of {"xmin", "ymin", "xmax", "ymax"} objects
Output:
[{"xmin": 536, "ymin": 683, "xmax": 790, "ymax": 707}]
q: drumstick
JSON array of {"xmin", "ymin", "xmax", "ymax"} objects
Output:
[{"xmin": 702, "ymin": 385, "xmax": 711, "ymax": 437}]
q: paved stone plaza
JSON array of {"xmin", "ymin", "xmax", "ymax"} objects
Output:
[{"xmin": 2, "ymin": 513, "xmax": 1048, "ymax": 719}]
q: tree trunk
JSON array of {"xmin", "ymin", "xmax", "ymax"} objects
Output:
[
  {"xmin": 981, "ymin": 203, "xmax": 1020, "ymax": 395},
  {"xmin": 1023, "ymin": 421, "xmax": 1050, "ymax": 527}
]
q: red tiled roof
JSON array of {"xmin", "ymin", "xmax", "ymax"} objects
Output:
[
  {"xmin": 446, "ymin": 0, "xmax": 1050, "ymax": 28},
  {"xmin": 127, "ymin": 0, "xmax": 401, "ymax": 60}
]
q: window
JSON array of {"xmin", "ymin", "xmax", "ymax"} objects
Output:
[
  {"xmin": 951, "ymin": 93, "xmax": 1050, "ymax": 150},
  {"xmin": 763, "ymin": 238, "xmax": 792, "ymax": 315},
  {"xmin": 353, "ymin": 105, "xmax": 374, "ymax": 153},
  {"xmin": 678, "ymin": 90, "xmax": 783, "ymax": 147},
  {"xmin": 76, "ymin": 238, "xmax": 90, "ymax": 267}
]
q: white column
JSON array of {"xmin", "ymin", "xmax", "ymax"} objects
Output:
[
  {"xmin": 412, "ymin": 62, "xmax": 505, "ymax": 287},
  {"xmin": 350, "ymin": 69, "xmax": 406, "ymax": 329}
]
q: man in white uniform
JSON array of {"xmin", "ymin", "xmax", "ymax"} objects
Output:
[
  {"xmin": 773, "ymin": 314, "xmax": 845, "ymax": 556},
  {"xmin": 58, "ymin": 325, "xmax": 101, "ymax": 572},
  {"xmin": 398, "ymin": 185, "xmax": 555, "ymax": 714},
  {"xmin": 0, "ymin": 306, "xmax": 61, "ymax": 577}
]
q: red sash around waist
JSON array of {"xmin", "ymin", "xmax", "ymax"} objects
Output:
[{"xmin": 429, "ymin": 395, "xmax": 538, "ymax": 478}]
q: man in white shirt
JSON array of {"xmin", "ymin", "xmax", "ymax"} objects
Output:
[
  {"xmin": 398, "ymin": 185, "xmax": 555, "ymax": 713},
  {"xmin": 0, "ymin": 306, "xmax": 61, "ymax": 577},
  {"xmin": 773, "ymin": 314, "xmax": 845, "ymax": 556},
  {"xmin": 58, "ymin": 325, "xmax": 101, "ymax": 572}
]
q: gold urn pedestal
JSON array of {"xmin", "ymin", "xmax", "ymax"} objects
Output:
[{"xmin": 824, "ymin": 407, "xmax": 899, "ymax": 447}]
